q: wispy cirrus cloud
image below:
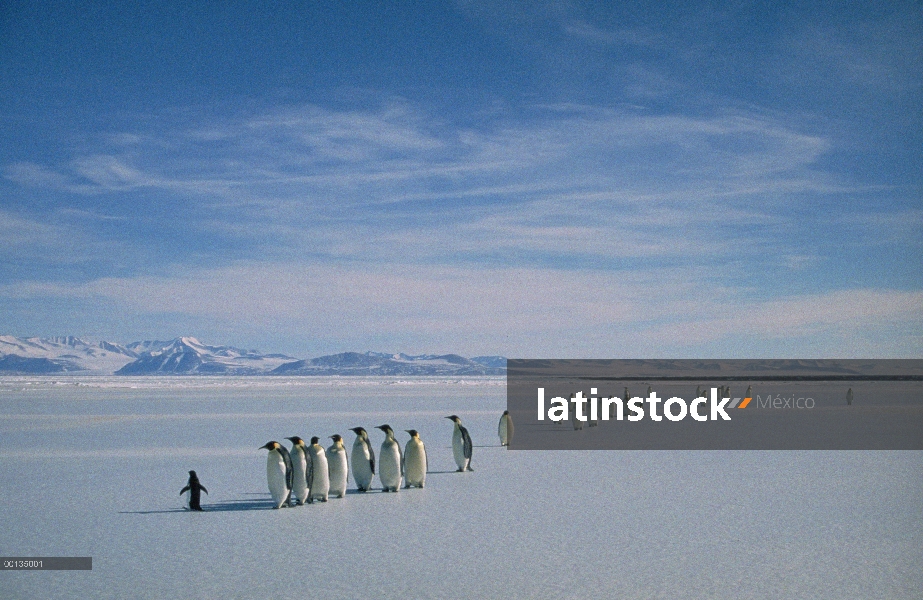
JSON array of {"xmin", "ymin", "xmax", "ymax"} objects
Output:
[
  {"xmin": 2, "ymin": 262, "xmax": 920, "ymax": 357},
  {"xmin": 3, "ymin": 103, "xmax": 843, "ymax": 205}
]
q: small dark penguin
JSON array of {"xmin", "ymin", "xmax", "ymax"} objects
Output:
[{"xmin": 179, "ymin": 470, "xmax": 208, "ymax": 511}]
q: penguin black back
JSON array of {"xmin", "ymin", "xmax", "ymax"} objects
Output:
[{"xmin": 179, "ymin": 470, "xmax": 208, "ymax": 511}]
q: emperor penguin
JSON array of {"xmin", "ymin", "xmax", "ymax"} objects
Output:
[
  {"xmin": 326, "ymin": 434, "xmax": 349, "ymax": 498},
  {"xmin": 498, "ymin": 410, "xmax": 513, "ymax": 446},
  {"xmin": 259, "ymin": 441, "xmax": 293, "ymax": 508},
  {"xmin": 445, "ymin": 415, "xmax": 473, "ymax": 472},
  {"xmin": 375, "ymin": 424, "xmax": 402, "ymax": 492},
  {"xmin": 284, "ymin": 436, "xmax": 311, "ymax": 505},
  {"xmin": 179, "ymin": 470, "xmax": 208, "ymax": 511},
  {"xmin": 349, "ymin": 427, "xmax": 376, "ymax": 492},
  {"xmin": 403, "ymin": 430, "xmax": 427, "ymax": 488},
  {"xmin": 306, "ymin": 436, "xmax": 330, "ymax": 502}
]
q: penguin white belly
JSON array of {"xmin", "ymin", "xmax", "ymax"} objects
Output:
[
  {"xmin": 498, "ymin": 415, "xmax": 510, "ymax": 445},
  {"xmin": 184, "ymin": 489, "xmax": 192, "ymax": 508},
  {"xmin": 327, "ymin": 448, "xmax": 348, "ymax": 498},
  {"xmin": 404, "ymin": 441, "xmax": 426, "ymax": 488},
  {"xmin": 290, "ymin": 447, "xmax": 309, "ymax": 505},
  {"xmin": 452, "ymin": 430, "xmax": 469, "ymax": 471},
  {"xmin": 379, "ymin": 442, "xmax": 402, "ymax": 491},
  {"xmin": 351, "ymin": 441, "xmax": 374, "ymax": 491},
  {"xmin": 266, "ymin": 452, "xmax": 290, "ymax": 508},
  {"xmin": 308, "ymin": 449, "xmax": 330, "ymax": 501}
]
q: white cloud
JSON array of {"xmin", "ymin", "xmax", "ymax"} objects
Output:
[{"xmin": 3, "ymin": 262, "xmax": 919, "ymax": 357}]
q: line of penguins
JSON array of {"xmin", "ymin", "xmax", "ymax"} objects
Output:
[{"xmin": 181, "ymin": 412, "xmax": 514, "ymax": 510}]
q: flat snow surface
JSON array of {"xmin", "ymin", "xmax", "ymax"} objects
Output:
[{"xmin": 0, "ymin": 376, "xmax": 920, "ymax": 599}]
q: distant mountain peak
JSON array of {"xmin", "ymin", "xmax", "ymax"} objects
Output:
[{"xmin": 0, "ymin": 335, "xmax": 506, "ymax": 376}]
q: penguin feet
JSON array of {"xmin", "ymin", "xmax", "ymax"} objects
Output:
[{"xmin": 456, "ymin": 468, "xmax": 464, "ymax": 472}]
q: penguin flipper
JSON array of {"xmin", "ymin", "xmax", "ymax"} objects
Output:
[
  {"xmin": 305, "ymin": 451, "xmax": 314, "ymax": 495},
  {"xmin": 461, "ymin": 425, "xmax": 473, "ymax": 460},
  {"xmin": 180, "ymin": 485, "xmax": 190, "ymax": 495},
  {"xmin": 201, "ymin": 486, "xmax": 208, "ymax": 495},
  {"xmin": 280, "ymin": 446, "xmax": 294, "ymax": 491},
  {"xmin": 365, "ymin": 438, "xmax": 376, "ymax": 475}
]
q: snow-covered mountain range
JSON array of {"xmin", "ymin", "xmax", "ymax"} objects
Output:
[
  {"xmin": 0, "ymin": 335, "xmax": 507, "ymax": 375},
  {"xmin": 273, "ymin": 352, "xmax": 506, "ymax": 376}
]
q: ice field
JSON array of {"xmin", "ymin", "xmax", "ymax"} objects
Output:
[{"xmin": 1, "ymin": 376, "xmax": 921, "ymax": 599}]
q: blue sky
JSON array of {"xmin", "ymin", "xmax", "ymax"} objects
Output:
[{"xmin": 1, "ymin": 0, "xmax": 920, "ymax": 358}]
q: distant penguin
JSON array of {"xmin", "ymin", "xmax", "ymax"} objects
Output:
[
  {"xmin": 403, "ymin": 430, "xmax": 427, "ymax": 488},
  {"xmin": 306, "ymin": 436, "xmax": 330, "ymax": 502},
  {"xmin": 647, "ymin": 385, "xmax": 653, "ymax": 397},
  {"xmin": 746, "ymin": 385, "xmax": 752, "ymax": 399},
  {"xmin": 846, "ymin": 388, "xmax": 853, "ymax": 406},
  {"xmin": 349, "ymin": 427, "xmax": 376, "ymax": 492},
  {"xmin": 376, "ymin": 424, "xmax": 402, "ymax": 492},
  {"xmin": 445, "ymin": 415, "xmax": 473, "ymax": 472},
  {"xmin": 327, "ymin": 434, "xmax": 349, "ymax": 498},
  {"xmin": 179, "ymin": 470, "xmax": 208, "ymax": 511},
  {"xmin": 624, "ymin": 387, "xmax": 630, "ymax": 403},
  {"xmin": 285, "ymin": 436, "xmax": 311, "ymax": 505},
  {"xmin": 259, "ymin": 441, "xmax": 293, "ymax": 509},
  {"xmin": 696, "ymin": 385, "xmax": 702, "ymax": 398},
  {"xmin": 498, "ymin": 410, "xmax": 513, "ymax": 446}
]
